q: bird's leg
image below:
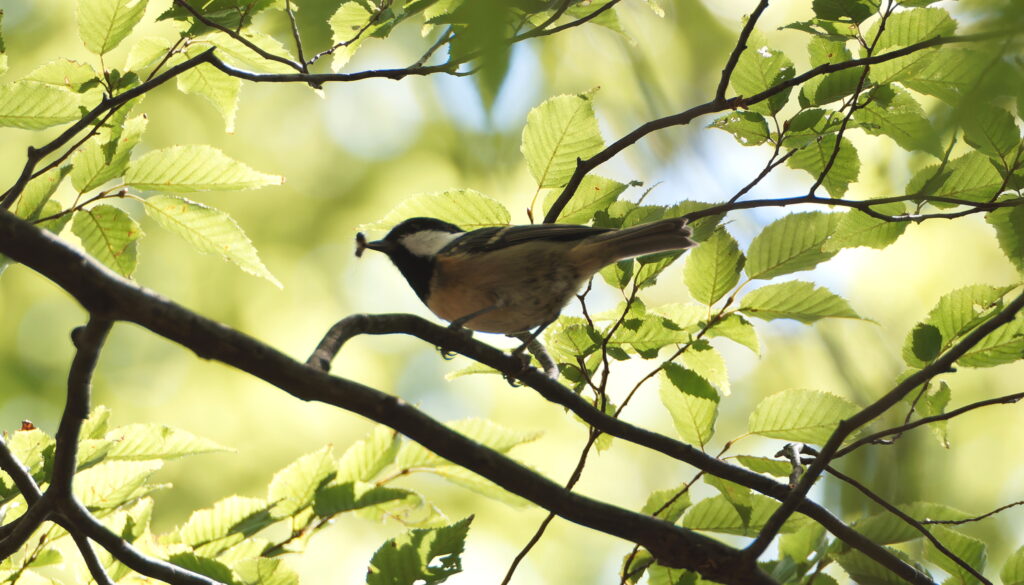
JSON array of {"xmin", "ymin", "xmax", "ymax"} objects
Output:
[
  {"xmin": 438, "ymin": 305, "xmax": 499, "ymax": 359},
  {"xmin": 506, "ymin": 320, "xmax": 558, "ymax": 381}
]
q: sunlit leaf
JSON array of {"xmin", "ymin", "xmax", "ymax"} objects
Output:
[
  {"xmin": 659, "ymin": 364, "xmax": 719, "ymax": 448},
  {"xmin": 143, "ymin": 195, "xmax": 282, "ymax": 287},
  {"xmin": 907, "ymin": 151, "xmax": 1003, "ymax": 204},
  {"xmin": 126, "ymin": 145, "xmax": 283, "ymax": 192},
  {"xmin": 74, "ymin": 460, "xmax": 164, "ymax": 509},
  {"xmin": 176, "ymin": 495, "xmax": 272, "ymax": 555},
  {"xmin": 267, "ymin": 446, "xmax": 336, "ymax": 518},
  {"xmin": 707, "ymin": 313, "xmax": 760, "ymax": 354},
  {"xmin": 521, "ymin": 92, "xmax": 604, "ymax": 188},
  {"xmin": 25, "ymin": 59, "xmax": 100, "ymax": 92},
  {"xmin": 787, "ymin": 135, "xmax": 860, "ymax": 197},
  {"xmin": 836, "ymin": 547, "xmax": 930, "ymax": 585},
  {"xmin": 336, "ymin": 426, "xmax": 401, "ymax": 483},
  {"xmin": 640, "ymin": 484, "xmax": 692, "ymax": 523},
  {"xmin": 683, "ymin": 494, "xmax": 810, "ymax": 536},
  {"xmin": 683, "ymin": 229, "xmax": 744, "ymax": 305},
  {"xmin": 1002, "ymin": 544, "xmax": 1024, "ymax": 585},
  {"xmin": 853, "ymin": 85, "xmax": 943, "ymax": 157},
  {"xmin": 987, "ymin": 206, "xmax": 1024, "ymax": 275},
  {"xmin": 168, "ymin": 552, "xmax": 237, "ymax": 585},
  {"xmin": 0, "ymin": 81, "xmax": 81, "ymax": 129},
  {"xmin": 731, "ymin": 33, "xmax": 796, "ymax": 115},
  {"xmin": 924, "ymin": 525, "xmax": 987, "ymax": 583},
  {"xmin": 313, "ymin": 482, "xmax": 413, "ymax": 517},
  {"xmin": 544, "ymin": 175, "xmax": 628, "ymax": 224},
  {"xmin": 235, "ymin": 558, "xmax": 299, "ymax": 585},
  {"xmin": 735, "ymin": 455, "xmax": 791, "ymax": 477},
  {"xmin": 367, "ymin": 517, "xmax": 473, "ymax": 585},
  {"xmin": 360, "ymin": 189, "xmax": 510, "ymax": 231},
  {"xmin": 901, "ymin": 284, "xmax": 1014, "ymax": 367},
  {"xmin": 105, "ymin": 423, "xmax": 230, "ymax": 460},
  {"xmin": 740, "ymin": 281, "xmax": 862, "ymax": 323},
  {"xmin": 709, "ymin": 111, "xmax": 770, "ymax": 146},
  {"xmin": 78, "ymin": 0, "xmax": 149, "ymax": 55},
  {"xmin": 173, "ymin": 47, "xmax": 242, "ymax": 132},
  {"xmin": 748, "ymin": 388, "xmax": 859, "ymax": 444},
  {"xmin": 396, "ymin": 419, "xmax": 540, "ymax": 468},
  {"xmin": 961, "ymin": 104, "xmax": 1020, "ymax": 161},
  {"xmin": 823, "ymin": 204, "xmax": 908, "ymax": 251},
  {"xmin": 956, "ymin": 317, "xmax": 1024, "ymax": 368},
  {"xmin": 680, "ymin": 341, "xmax": 730, "ymax": 395},
  {"xmin": 72, "ymin": 205, "xmax": 143, "ymax": 277},
  {"xmin": 745, "ymin": 212, "xmax": 840, "ymax": 279},
  {"xmin": 71, "ymin": 114, "xmax": 148, "ymax": 192}
]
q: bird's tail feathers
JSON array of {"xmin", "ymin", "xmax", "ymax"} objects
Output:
[{"xmin": 580, "ymin": 217, "xmax": 697, "ymax": 264}]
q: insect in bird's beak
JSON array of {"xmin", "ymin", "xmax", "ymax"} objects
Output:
[{"xmin": 354, "ymin": 232, "xmax": 392, "ymax": 257}]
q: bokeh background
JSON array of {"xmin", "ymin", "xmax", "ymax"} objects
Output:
[{"xmin": 1, "ymin": 0, "xmax": 1022, "ymax": 583}]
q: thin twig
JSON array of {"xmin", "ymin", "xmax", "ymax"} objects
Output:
[
  {"xmin": 836, "ymin": 391, "xmax": 1024, "ymax": 457},
  {"xmin": 284, "ymin": 0, "xmax": 308, "ymax": 71},
  {"xmin": 172, "ymin": 0, "xmax": 303, "ymax": 72},
  {"xmin": 922, "ymin": 500, "xmax": 1024, "ymax": 526},
  {"xmin": 826, "ymin": 464, "xmax": 990, "ymax": 585},
  {"xmin": 715, "ymin": 0, "xmax": 771, "ymax": 101}
]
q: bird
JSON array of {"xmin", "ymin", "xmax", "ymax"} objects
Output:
[{"xmin": 355, "ymin": 216, "xmax": 697, "ymax": 369}]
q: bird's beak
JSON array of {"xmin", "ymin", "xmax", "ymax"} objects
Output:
[{"xmin": 354, "ymin": 232, "xmax": 393, "ymax": 257}]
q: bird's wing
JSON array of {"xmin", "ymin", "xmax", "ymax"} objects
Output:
[{"xmin": 441, "ymin": 224, "xmax": 612, "ymax": 254}]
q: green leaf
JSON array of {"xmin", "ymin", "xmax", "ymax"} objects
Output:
[
  {"xmin": 907, "ymin": 151, "xmax": 1003, "ymax": 204},
  {"xmin": 683, "ymin": 229, "xmax": 744, "ymax": 305},
  {"xmin": 521, "ymin": 92, "xmax": 605, "ymax": 188},
  {"xmin": 812, "ymin": 0, "xmax": 875, "ymax": 23},
  {"xmin": 659, "ymin": 364, "xmax": 719, "ymax": 448},
  {"xmin": 640, "ymin": 484, "xmax": 692, "ymax": 523},
  {"xmin": 176, "ymin": 496, "xmax": 272, "ymax": 555},
  {"xmin": 168, "ymin": 552, "xmax": 237, "ymax": 585},
  {"xmin": 203, "ymin": 31, "xmax": 298, "ymax": 75},
  {"xmin": 735, "ymin": 455, "xmax": 791, "ymax": 477},
  {"xmin": 925, "ymin": 525, "xmax": 987, "ymax": 583},
  {"xmin": 71, "ymin": 205, "xmax": 144, "ymax": 278},
  {"xmin": 158, "ymin": 0, "xmax": 279, "ymax": 33},
  {"xmin": 360, "ymin": 189, "xmax": 510, "ymax": 231},
  {"xmin": 787, "ymin": 135, "xmax": 860, "ymax": 197},
  {"xmin": 853, "ymin": 502, "xmax": 971, "ymax": 544},
  {"xmin": 608, "ymin": 315, "xmax": 691, "ymax": 357},
  {"xmin": 142, "ymin": 195, "xmax": 281, "ymax": 287},
  {"xmin": 235, "ymin": 558, "xmax": 299, "ymax": 585},
  {"xmin": 800, "ymin": 38, "xmax": 859, "ymax": 106},
  {"xmin": 823, "ymin": 204, "xmax": 908, "ymax": 251},
  {"xmin": 961, "ymin": 104, "xmax": 1020, "ymax": 162},
  {"xmin": 731, "ymin": 34, "xmax": 796, "ymax": 115},
  {"xmin": 901, "ymin": 284, "xmax": 1015, "ymax": 367},
  {"xmin": 680, "ymin": 341, "xmax": 730, "ymax": 395},
  {"xmin": 916, "ymin": 381, "xmax": 951, "ymax": 447},
  {"xmin": 428, "ymin": 465, "xmax": 530, "ymax": 507},
  {"xmin": 683, "ymin": 494, "xmax": 809, "ymax": 536},
  {"xmin": 0, "ymin": 81, "xmax": 82, "ymax": 129},
  {"xmin": 25, "ymin": 59, "xmax": 100, "ymax": 92},
  {"xmin": 366, "ymin": 517, "xmax": 473, "ymax": 585},
  {"xmin": 396, "ymin": 419, "xmax": 540, "ymax": 468},
  {"xmin": 1002, "ymin": 544, "xmax": 1024, "ymax": 585},
  {"xmin": 707, "ymin": 313, "xmax": 760, "ymax": 354},
  {"xmin": 126, "ymin": 36, "xmax": 173, "ymax": 72},
  {"xmin": 745, "ymin": 212, "xmax": 841, "ymax": 279},
  {"xmin": 174, "ymin": 47, "xmax": 242, "ymax": 132},
  {"xmin": 267, "ymin": 446, "xmax": 336, "ymax": 518},
  {"xmin": 868, "ymin": 7, "xmax": 956, "ymax": 51},
  {"xmin": 709, "ymin": 111, "xmax": 770, "ymax": 146},
  {"xmin": 900, "ymin": 47, "xmax": 997, "ymax": 104},
  {"xmin": 11, "ymin": 166, "xmax": 68, "ymax": 220},
  {"xmin": 328, "ymin": 1, "xmax": 386, "ymax": 71},
  {"xmin": 313, "ymin": 482, "xmax": 413, "ymax": 517},
  {"xmin": 544, "ymin": 175, "xmax": 628, "ymax": 224},
  {"xmin": 336, "ymin": 426, "xmax": 400, "ymax": 483},
  {"xmin": 748, "ymin": 388, "xmax": 859, "ymax": 444},
  {"xmin": 836, "ymin": 547, "xmax": 928, "ymax": 585},
  {"xmin": 73, "ymin": 460, "xmax": 165, "ymax": 509},
  {"xmin": 853, "ymin": 85, "xmax": 943, "ymax": 157},
  {"xmin": 71, "ymin": 114, "xmax": 148, "ymax": 192},
  {"xmin": 126, "ymin": 145, "xmax": 283, "ymax": 192},
  {"xmin": 704, "ymin": 475, "xmax": 753, "ymax": 528},
  {"xmin": 988, "ymin": 204, "xmax": 1024, "ymax": 275},
  {"xmin": 956, "ymin": 317, "xmax": 1024, "ymax": 368},
  {"xmin": 740, "ymin": 281, "xmax": 862, "ymax": 323},
  {"xmin": 105, "ymin": 423, "xmax": 230, "ymax": 460},
  {"xmin": 78, "ymin": 0, "xmax": 149, "ymax": 55}
]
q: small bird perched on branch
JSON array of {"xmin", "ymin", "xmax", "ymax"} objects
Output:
[{"xmin": 356, "ymin": 216, "xmax": 697, "ymax": 374}]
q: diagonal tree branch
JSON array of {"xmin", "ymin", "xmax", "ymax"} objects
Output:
[
  {"xmin": 0, "ymin": 209, "xmax": 775, "ymax": 585},
  {"xmin": 745, "ymin": 288, "xmax": 1024, "ymax": 560}
]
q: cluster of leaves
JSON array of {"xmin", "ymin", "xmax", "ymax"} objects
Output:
[
  {"xmin": 0, "ymin": 408, "xmax": 547, "ymax": 584},
  {"xmin": 352, "ymin": 2, "xmax": 1024, "ymax": 582}
]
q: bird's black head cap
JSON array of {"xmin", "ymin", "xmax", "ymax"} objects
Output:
[{"xmin": 355, "ymin": 217, "xmax": 464, "ymax": 302}]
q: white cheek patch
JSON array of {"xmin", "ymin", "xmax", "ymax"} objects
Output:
[{"xmin": 399, "ymin": 230, "xmax": 462, "ymax": 257}]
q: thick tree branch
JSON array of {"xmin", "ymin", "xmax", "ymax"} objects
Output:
[
  {"xmin": 303, "ymin": 314, "xmax": 934, "ymax": 585},
  {"xmin": 0, "ymin": 210, "xmax": 774, "ymax": 585}
]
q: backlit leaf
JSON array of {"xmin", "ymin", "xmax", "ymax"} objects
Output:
[
  {"xmin": 71, "ymin": 205, "xmax": 143, "ymax": 277},
  {"xmin": 78, "ymin": 0, "xmax": 149, "ymax": 55},
  {"xmin": 745, "ymin": 212, "xmax": 840, "ymax": 279},
  {"xmin": 126, "ymin": 145, "xmax": 283, "ymax": 192},
  {"xmin": 521, "ymin": 93, "xmax": 604, "ymax": 188},
  {"xmin": 749, "ymin": 388, "xmax": 859, "ymax": 444},
  {"xmin": 740, "ymin": 281, "xmax": 862, "ymax": 323}
]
